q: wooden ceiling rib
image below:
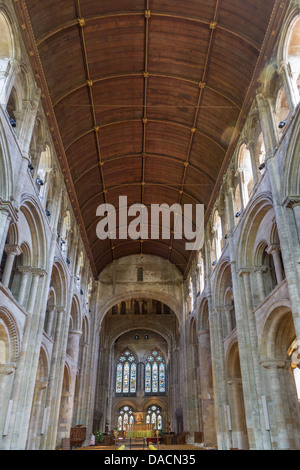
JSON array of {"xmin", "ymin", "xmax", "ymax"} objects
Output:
[{"xmin": 15, "ymin": 0, "xmax": 289, "ymax": 278}]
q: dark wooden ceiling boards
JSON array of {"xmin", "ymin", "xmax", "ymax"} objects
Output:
[{"xmin": 15, "ymin": 0, "xmax": 288, "ymax": 278}]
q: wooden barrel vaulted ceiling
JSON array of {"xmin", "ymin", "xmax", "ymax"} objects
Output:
[{"xmin": 14, "ymin": 0, "xmax": 288, "ymax": 278}]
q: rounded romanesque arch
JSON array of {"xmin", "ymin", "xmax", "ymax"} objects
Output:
[
  {"xmin": 0, "ymin": 307, "xmax": 19, "ymax": 364},
  {"xmin": 259, "ymin": 301, "xmax": 300, "ymax": 449},
  {"xmin": 19, "ymin": 195, "xmax": 48, "ymax": 270},
  {"xmin": 236, "ymin": 192, "xmax": 274, "ymax": 269}
]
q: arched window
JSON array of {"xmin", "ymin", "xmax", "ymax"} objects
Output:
[
  {"xmin": 213, "ymin": 210, "xmax": 223, "ymax": 261},
  {"xmin": 275, "ymin": 87, "xmax": 290, "ymax": 132},
  {"xmin": 145, "ymin": 351, "xmax": 166, "ymax": 395},
  {"xmin": 115, "ymin": 350, "xmax": 137, "ymax": 395},
  {"xmin": 118, "ymin": 406, "xmax": 134, "ymax": 431},
  {"xmin": 286, "ymin": 16, "xmax": 300, "ymax": 95},
  {"xmin": 146, "ymin": 405, "xmax": 163, "ymax": 430},
  {"xmin": 137, "ymin": 267, "xmax": 143, "ymax": 281},
  {"xmin": 238, "ymin": 144, "xmax": 254, "ymax": 206},
  {"xmin": 36, "ymin": 145, "xmax": 52, "ymax": 200}
]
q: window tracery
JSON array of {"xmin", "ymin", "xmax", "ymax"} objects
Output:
[
  {"xmin": 115, "ymin": 350, "xmax": 137, "ymax": 395},
  {"xmin": 145, "ymin": 350, "xmax": 166, "ymax": 395}
]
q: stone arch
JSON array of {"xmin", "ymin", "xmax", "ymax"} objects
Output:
[
  {"xmin": 213, "ymin": 258, "xmax": 236, "ymax": 338},
  {"xmin": 259, "ymin": 301, "xmax": 300, "ymax": 449},
  {"xmin": 68, "ymin": 295, "xmax": 81, "ymax": 333},
  {"xmin": 98, "ymin": 289, "xmax": 182, "ymax": 332},
  {"xmin": 0, "ymin": 307, "xmax": 19, "ymax": 364},
  {"xmin": 0, "ymin": 123, "xmax": 13, "ymax": 201},
  {"xmin": 19, "ymin": 195, "xmax": 47, "ymax": 270},
  {"xmin": 0, "ymin": 10, "xmax": 15, "ymax": 60},
  {"xmin": 236, "ymin": 192, "xmax": 274, "ymax": 269},
  {"xmin": 225, "ymin": 339, "xmax": 249, "ymax": 450},
  {"xmin": 197, "ymin": 297, "xmax": 209, "ymax": 332},
  {"xmin": 50, "ymin": 260, "xmax": 68, "ymax": 308},
  {"xmin": 281, "ymin": 111, "xmax": 300, "ymax": 197}
]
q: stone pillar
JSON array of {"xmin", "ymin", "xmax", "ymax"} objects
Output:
[
  {"xmin": 44, "ymin": 307, "xmax": 56, "ymax": 338},
  {"xmin": 253, "ymin": 266, "xmax": 267, "ymax": 304},
  {"xmin": 0, "ymin": 365, "xmax": 16, "ymax": 437},
  {"xmin": 260, "ymin": 360, "xmax": 290, "ymax": 449},
  {"xmin": 227, "ymin": 378, "xmax": 249, "ymax": 449},
  {"xmin": 66, "ymin": 329, "xmax": 82, "ymax": 429},
  {"xmin": 239, "ymin": 269, "xmax": 271, "ymax": 449},
  {"xmin": 247, "ymin": 141, "xmax": 259, "ymax": 186},
  {"xmin": 278, "ymin": 61, "xmax": 299, "ymax": 111},
  {"xmin": 4, "ymin": 268, "xmax": 45, "ymax": 450},
  {"xmin": 284, "ymin": 197, "xmax": 300, "ymax": 244},
  {"xmin": 13, "ymin": 153, "xmax": 31, "ymax": 209},
  {"xmin": 224, "ymin": 306, "xmax": 234, "ymax": 336},
  {"xmin": 256, "ymin": 91, "xmax": 300, "ymax": 341},
  {"xmin": 17, "ymin": 266, "xmax": 32, "ymax": 306},
  {"xmin": 40, "ymin": 307, "xmax": 68, "ymax": 450},
  {"xmin": 266, "ymin": 244, "xmax": 284, "ymax": 285},
  {"xmin": 197, "ymin": 330, "xmax": 217, "ymax": 446},
  {"xmin": 1, "ymin": 244, "xmax": 22, "ymax": 288},
  {"xmin": 0, "ymin": 208, "xmax": 11, "ymax": 261}
]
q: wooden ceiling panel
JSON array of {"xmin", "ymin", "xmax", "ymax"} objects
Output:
[
  {"xmin": 103, "ymin": 156, "xmax": 142, "ymax": 188},
  {"xmin": 148, "ymin": 16, "xmax": 211, "ymax": 80},
  {"xmin": 38, "ymin": 27, "xmax": 86, "ymax": 104},
  {"xmin": 207, "ymin": 28, "xmax": 259, "ymax": 105},
  {"xmin": 195, "ymin": 89, "xmax": 240, "ymax": 147},
  {"xmin": 183, "ymin": 167, "xmax": 214, "ymax": 205},
  {"xmin": 112, "ymin": 241, "xmax": 142, "ymax": 261},
  {"xmin": 147, "ymin": 76, "xmax": 199, "ymax": 127},
  {"xmin": 189, "ymin": 133, "xmax": 226, "ymax": 181},
  {"xmin": 93, "ymin": 76, "xmax": 144, "ymax": 126},
  {"xmin": 144, "ymin": 156, "xmax": 184, "ymax": 187},
  {"xmin": 84, "ymin": 16, "xmax": 145, "ymax": 78},
  {"xmin": 150, "ymin": 0, "xmax": 216, "ymax": 21},
  {"xmin": 218, "ymin": 0, "xmax": 276, "ymax": 47},
  {"xmin": 25, "ymin": 0, "xmax": 77, "ymax": 41},
  {"xmin": 79, "ymin": 0, "xmax": 145, "ymax": 18},
  {"xmin": 74, "ymin": 167, "xmax": 103, "ymax": 208},
  {"xmin": 99, "ymin": 121, "xmax": 143, "ymax": 160},
  {"xmin": 17, "ymin": 0, "xmax": 286, "ymax": 277},
  {"xmin": 54, "ymin": 87, "xmax": 94, "ymax": 149},
  {"xmin": 146, "ymin": 121, "xmax": 190, "ymax": 161},
  {"xmin": 67, "ymin": 133, "xmax": 99, "ymax": 180}
]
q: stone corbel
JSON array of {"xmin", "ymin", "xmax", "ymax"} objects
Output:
[{"xmin": 0, "ymin": 364, "xmax": 16, "ymax": 376}]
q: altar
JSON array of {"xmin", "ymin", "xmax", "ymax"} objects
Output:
[{"xmin": 125, "ymin": 423, "xmax": 154, "ymax": 438}]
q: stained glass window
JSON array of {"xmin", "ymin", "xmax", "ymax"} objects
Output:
[
  {"xmin": 115, "ymin": 350, "xmax": 137, "ymax": 395},
  {"xmin": 145, "ymin": 350, "xmax": 166, "ymax": 395},
  {"xmin": 118, "ymin": 406, "xmax": 134, "ymax": 431},
  {"xmin": 146, "ymin": 405, "xmax": 162, "ymax": 430}
]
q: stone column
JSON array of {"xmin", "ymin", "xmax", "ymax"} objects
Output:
[
  {"xmin": 256, "ymin": 91, "xmax": 300, "ymax": 341},
  {"xmin": 227, "ymin": 378, "xmax": 249, "ymax": 449},
  {"xmin": 0, "ymin": 208, "xmax": 11, "ymax": 261},
  {"xmin": 247, "ymin": 141, "xmax": 259, "ymax": 186},
  {"xmin": 197, "ymin": 330, "xmax": 217, "ymax": 446},
  {"xmin": 1, "ymin": 244, "xmax": 22, "ymax": 288},
  {"xmin": 66, "ymin": 329, "xmax": 82, "ymax": 427},
  {"xmin": 44, "ymin": 307, "xmax": 56, "ymax": 338},
  {"xmin": 239, "ymin": 269, "xmax": 271, "ymax": 449},
  {"xmin": 0, "ymin": 365, "xmax": 16, "ymax": 437},
  {"xmin": 253, "ymin": 266, "xmax": 267, "ymax": 304},
  {"xmin": 278, "ymin": 61, "xmax": 299, "ymax": 111},
  {"xmin": 284, "ymin": 197, "xmax": 300, "ymax": 244},
  {"xmin": 17, "ymin": 266, "xmax": 32, "ymax": 306},
  {"xmin": 260, "ymin": 360, "xmax": 290, "ymax": 449},
  {"xmin": 13, "ymin": 153, "xmax": 31, "ymax": 209},
  {"xmin": 224, "ymin": 306, "xmax": 234, "ymax": 336},
  {"xmin": 4, "ymin": 268, "xmax": 45, "ymax": 450},
  {"xmin": 40, "ymin": 307, "xmax": 68, "ymax": 450},
  {"xmin": 266, "ymin": 244, "xmax": 284, "ymax": 285}
]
